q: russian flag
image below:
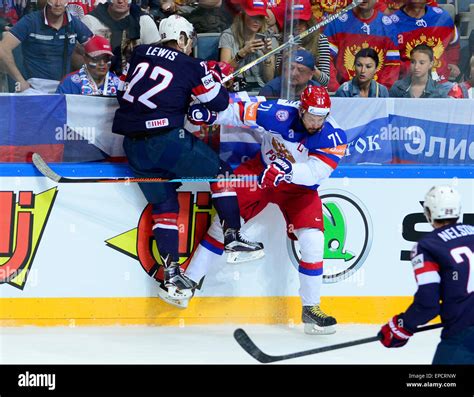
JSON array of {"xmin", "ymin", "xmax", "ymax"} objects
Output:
[
  {"xmin": 0, "ymin": 95, "xmax": 67, "ymax": 162},
  {"xmin": 386, "ymin": 50, "xmax": 400, "ymax": 62},
  {"xmin": 0, "ymin": 94, "xmax": 109, "ymax": 163}
]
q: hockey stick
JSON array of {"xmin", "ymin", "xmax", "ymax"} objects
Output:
[
  {"xmin": 222, "ymin": 0, "xmax": 363, "ymax": 83},
  {"xmin": 234, "ymin": 322, "xmax": 443, "ymax": 363},
  {"xmin": 32, "ymin": 153, "xmax": 256, "ymax": 184}
]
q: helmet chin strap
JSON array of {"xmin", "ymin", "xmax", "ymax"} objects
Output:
[{"xmin": 178, "ymin": 36, "xmax": 193, "ymax": 55}]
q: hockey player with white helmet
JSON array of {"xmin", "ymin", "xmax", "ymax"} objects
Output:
[
  {"xmin": 379, "ymin": 185, "xmax": 474, "ymax": 364},
  {"xmin": 159, "ymin": 86, "xmax": 348, "ymax": 336},
  {"xmin": 112, "ymin": 14, "xmax": 263, "ymax": 301}
]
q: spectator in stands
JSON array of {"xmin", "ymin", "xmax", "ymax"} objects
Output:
[
  {"xmin": 82, "ymin": 0, "xmax": 160, "ymax": 75},
  {"xmin": 56, "ymin": 35, "xmax": 119, "ymax": 96},
  {"xmin": 0, "ymin": 0, "xmax": 20, "ymax": 25},
  {"xmin": 335, "ymin": 47, "xmax": 389, "ymax": 97},
  {"xmin": 272, "ymin": 0, "xmax": 330, "ymax": 87},
  {"xmin": 375, "ymin": 0, "xmax": 438, "ymax": 15},
  {"xmin": 259, "ymin": 49, "xmax": 320, "ymax": 98},
  {"xmin": 219, "ymin": 0, "xmax": 276, "ymax": 91},
  {"xmin": 393, "ymin": 0, "xmax": 460, "ymax": 83},
  {"xmin": 458, "ymin": 30, "xmax": 474, "ymax": 83},
  {"xmin": 0, "ymin": 0, "xmax": 93, "ymax": 93},
  {"xmin": 187, "ymin": 0, "xmax": 232, "ymax": 33},
  {"xmin": 390, "ymin": 44, "xmax": 448, "ymax": 98},
  {"xmin": 448, "ymin": 55, "xmax": 474, "ymax": 99},
  {"xmin": 309, "ymin": 0, "xmax": 350, "ymax": 22},
  {"xmin": 324, "ymin": 0, "xmax": 400, "ymax": 92}
]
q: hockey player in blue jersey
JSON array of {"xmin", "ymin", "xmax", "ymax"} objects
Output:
[
  {"xmin": 112, "ymin": 15, "xmax": 263, "ymax": 299},
  {"xmin": 161, "ymin": 86, "xmax": 348, "ymax": 335},
  {"xmin": 379, "ymin": 186, "xmax": 474, "ymax": 364}
]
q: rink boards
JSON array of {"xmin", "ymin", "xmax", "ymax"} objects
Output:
[{"xmin": 0, "ymin": 165, "xmax": 472, "ymax": 326}]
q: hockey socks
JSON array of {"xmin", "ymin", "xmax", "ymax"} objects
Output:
[
  {"xmin": 152, "ymin": 211, "xmax": 179, "ymax": 263},
  {"xmin": 186, "ymin": 233, "xmax": 224, "ymax": 283},
  {"xmin": 210, "ymin": 182, "xmax": 240, "ymax": 230},
  {"xmin": 298, "ymin": 260, "xmax": 323, "ymax": 306}
]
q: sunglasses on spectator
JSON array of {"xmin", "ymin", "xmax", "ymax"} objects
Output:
[
  {"xmin": 86, "ymin": 55, "xmax": 112, "ymax": 67},
  {"xmin": 248, "ymin": 15, "xmax": 265, "ymax": 21}
]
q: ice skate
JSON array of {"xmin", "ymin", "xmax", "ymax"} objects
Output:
[
  {"xmin": 302, "ymin": 305, "xmax": 337, "ymax": 335},
  {"xmin": 157, "ymin": 280, "xmax": 193, "ymax": 309},
  {"xmin": 224, "ymin": 228, "xmax": 264, "ymax": 255},
  {"xmin": 227, "ymin": 250, "xmax": 265, "ymax": 264},
  {"xmin": 163, "ymin": 261, "xmax": 196, "ymax": 300}
]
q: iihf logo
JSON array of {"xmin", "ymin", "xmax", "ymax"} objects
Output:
[{"xmin": 0, "ymin": 188, "xmax": 57, "ymax": 289}]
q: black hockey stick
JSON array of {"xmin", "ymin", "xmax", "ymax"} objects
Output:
[
  {"xmin": 32, "ymin": 153, "xmax": 255, "ymax": 184},
  {"xmin": 223, "ymin": 0, "xmax": 363, "ymax": 83},
  {"xmin": 234, "ymin": 323, "xmax": 443, "ymax": 363}
]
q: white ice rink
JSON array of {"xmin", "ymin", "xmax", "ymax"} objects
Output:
[{"xmin": 0, "ymin": 324, "xmax": 441, "ymax": 364}]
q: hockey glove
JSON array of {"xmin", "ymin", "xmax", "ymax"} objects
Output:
[
  {"xmin": 187, "ymin": 104, "xmax": 218, "ymax": 126},
  {"xmin": 378, "ymin": 315, "xmax": 413, "ymax": 348},
  {"xmin": 258, "ymin": 158, "xmax": 293, "ymax": 189}
]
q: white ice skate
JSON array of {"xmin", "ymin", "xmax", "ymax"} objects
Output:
[
  {"xmin": 157, "ymin": 281, "xmax": 192, "ymax": 309},
  {"xmin": 226, "ymin": 249, "xmax": 265, "ymax": 264}
]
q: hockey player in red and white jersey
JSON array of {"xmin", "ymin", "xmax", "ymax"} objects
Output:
[{"xmin": 158, "ymin": 86, "xmax": 347, "ymax": 335}]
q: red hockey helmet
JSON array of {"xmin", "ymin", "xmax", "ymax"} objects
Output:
[{"xmin": 300, "ymin": 86, "xmax": 331, "ymax": 117}]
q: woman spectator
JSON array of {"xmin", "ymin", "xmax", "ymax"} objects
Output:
[
  {"xmin": 56, "ymin": 35, "xmax": 119, "ymax": 96},
  {"xmin": 219, "ymin": 0, "xmax": 276, "ymax": 91},
  {"xmin": 336, "ymin": 47, "xmax": 389, "ymax": 97},
  {"xmin": 390, "ymin": 44, "xmax": 448, "ymax": 98},
  {"xmin": 273, "ymin": 0, "xmax": 330, "ymax": 87}
]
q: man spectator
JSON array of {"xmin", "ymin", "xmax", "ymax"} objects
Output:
[
  {"xmin": 82, "ymin": 0, "xmax": 160, "ymax": 75},
  {"xmin": 324, "ymin": 0, "xmax": 400, "ymax": 92},
  {"xmin": 56, "ymin": 35, "xmax": 120, "ymax": 95},
  {"xmin": 393, "ymin": 0, "xmax": 460, "ymax": 83},
  {"xmin": 0, "ymin": 0, "xmax": 93, "ymax": 93},
  {"xmin": 259, "ymin": 49, "xmax": 320, "ymax": 99},
  {"xmin": 375, "ymin": 0, "xmax": 438, "ymax": 15},
  {"xmin": 186, "ymin": 0, "xmax": 232, "ymax": 33},
  {"xmin": 310, "ymin": 0, "xmax": 351, "ymax": 22}
]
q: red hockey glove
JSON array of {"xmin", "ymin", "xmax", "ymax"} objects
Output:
[
  {"xmin": 258, "ymin": 158, "xmax": 293, "ymax": 189},
  {"xmin": 187, "ymin": 104, "xmax": 218, "ymax": 126},
  {"xmin": 378, "ymin": 315, "xmax": 413, "ymax": 348}
]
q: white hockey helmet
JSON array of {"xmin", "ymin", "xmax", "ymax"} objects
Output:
[
  {"xmin": 159, "ymin": 15, "xmax": 195, "ymax": 45},
  {"xmin": 423, "ymin": 185, "xmax": 461, "ymax": 224}
]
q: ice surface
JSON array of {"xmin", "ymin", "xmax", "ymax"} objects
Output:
[{"xmin": 0, "ymin": 324, "xmax": 441, "ymax": 364}]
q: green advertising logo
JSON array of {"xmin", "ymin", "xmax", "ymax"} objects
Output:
[
  {"xmin": 323, "ymin": 202, "xmax": 355, "ymax": 262},
  {"xmin": 288, "ymin": 190, "xmax": 373, "ymax": 283}
]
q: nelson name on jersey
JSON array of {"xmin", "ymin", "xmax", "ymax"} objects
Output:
[{"xmin": 437, "ymin": 224, "xmax": 474, "ymax": 242}]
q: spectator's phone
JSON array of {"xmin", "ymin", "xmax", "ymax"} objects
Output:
[{"xmin": 255, "ymin": 33, "xmax": 266, "ymax": 41}]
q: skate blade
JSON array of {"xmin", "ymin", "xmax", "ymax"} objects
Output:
[
  {"xmin": 166, "ymin": 285, "xmax": 193, "ymax": 299},
  {"xmin": 157, "ymin": 287, "xmax": 190, "ymax": 309},
  {"xmin": 227, "ymin": 249, "xmax": 265, "ymax": 264},
  {"xmin": 304, "ymin": 323, "xmax": 336, "ymax": 335}
]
